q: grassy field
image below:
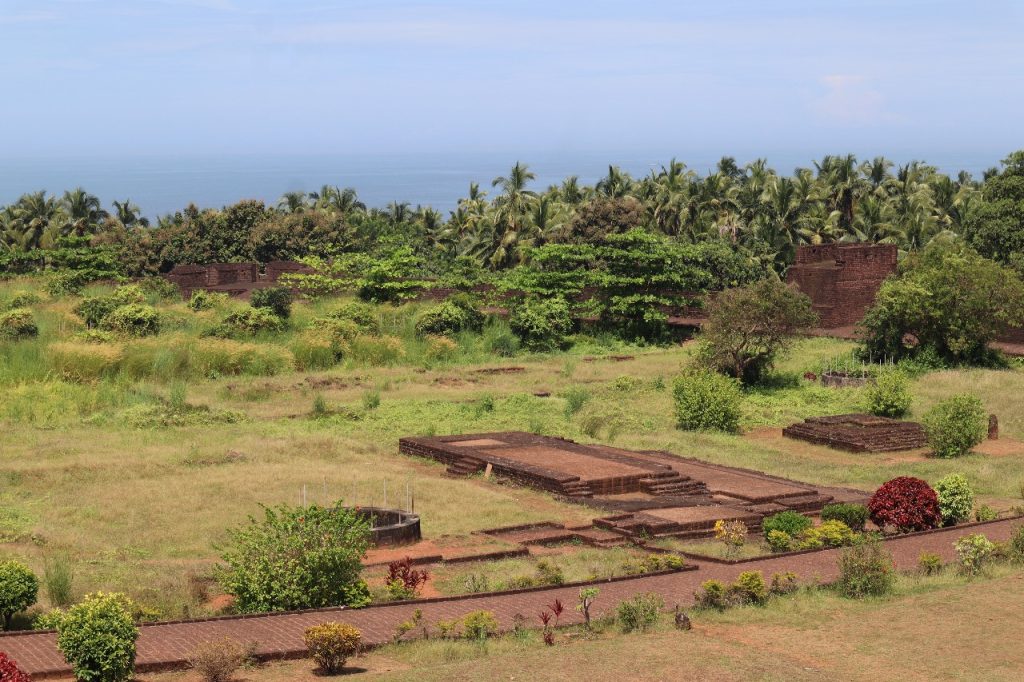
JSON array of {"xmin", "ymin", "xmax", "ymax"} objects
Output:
[
  {"xmin": 2, "ymin": 276, "xmax": 1024, "ymax": 622},
  {"xmin": 139, "ymin": 566, "xmax": 1024, "ymax": 682}
]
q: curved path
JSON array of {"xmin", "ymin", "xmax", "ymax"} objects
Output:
[{"xmin": 2, "ymin": 518, "xmax": 1019, "ymax": 679}]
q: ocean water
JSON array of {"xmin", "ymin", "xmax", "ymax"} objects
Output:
[{"xmin": 0, "ymin": 150, "xmax": 1003, "ymax": 221}]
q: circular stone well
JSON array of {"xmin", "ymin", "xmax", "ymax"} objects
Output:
[{"xmin": 348, "ymin": 506, "xmax": 421, "ymax": 546}]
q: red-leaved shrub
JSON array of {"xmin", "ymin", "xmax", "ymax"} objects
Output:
[
  {"xmin": 868, "ymin": 476, "xmax": 941, "ymax": 532},
  {"xmin": 0, "ymin": 651, "xmax": 31, "ymax": 682},
  {"xmin": 386, "ymin": 557, "xmax": 429, "ymax": 597}
]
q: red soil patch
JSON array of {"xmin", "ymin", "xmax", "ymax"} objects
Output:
[{"xmin": 974, "ymin": 437, "xmax": 1024, "ymax": 457}]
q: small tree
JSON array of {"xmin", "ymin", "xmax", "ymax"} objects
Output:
[
  {"xmin": 697, "ymin": 279, "xmax": 818, "ymax": 383},
  {"xmin": 216, "ymin": 502, "xmax": 371, "ymax": 613},
  {"xmin": 672, "ymin": 369, "xmax": 742, "ymax": 432},
  {"xmin": 0, "ymin": 560, "xmax": 39, "ymax": 629},
  {"xmin": 865, "ymin": 369, "xmax": 912, "ymax": 418},
  {"xmin": 934, "ymin": 473, "xmax": 975, "ymax": 526},
  {"xmin": 923, "ymin": 394, "xmax": 987, "ymax": 458},
  {"xmin": 56, "ymin": 592, "xmax": 138, "ymax": 682}
]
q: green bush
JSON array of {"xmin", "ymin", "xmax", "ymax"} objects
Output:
[
  {"xmin": 461, "ymin": 610, "xmax": 499, "ymax": 641},
  {"xmin": 303, "ymin": 622, "xmax": 361, "ymax": 674},
  {"xmin": 74, "ymin": 296, "xmax": 119, "ymax": 327},
  {"xmin": 820, "ymin": 503, "xmax": 869, "ymax": 532},
  {"xmin": 508, "ymin": 297, "xmax": 573, "ymax": 351},
  {"xmin": 1009, "ymin": 524, "xmax": 1024, "ymax": 562},
  {"xmin": 671, "ymin": 369, "xmax": 741, "ymax": 432},
  {"xmin": 762, "ymin": 511, "xmax": 813, "ymax": 538},
  {"xmin": 923, "ymin": 394, "xmax": 987, "ymax": 458},
  {"xmin": 865, "ymin": 369, "xmax": 912, "ymax": 418},
  {"xmin": 415, "ymin": 297, "xmax": 484, "ymax": 338},
  {"xmin": 138, "ymin": 276, "xmax": 181, "ymax": 301},
  {"xmin": 108, "ymin": 285, "xmax": 146, "ymax": 306},
  {"xmin": 728, "ymin": 571, "xmax": 768, "ymax": 605},
  {"xmin": 765, "ymin": 529, "xmax": 794, "ymax": 553},
  {"xmin": 100, "ymin": 304, "xmax": 160, "ymax": 337},
  {"xmin": 955, "ymin": 533, "xmax": 996, "ymax": 576},
  {"xmin": 188, "ymin": 290, "xmax": 229, "ymax": 311},
  {"xmin": 46, "ymin": 271, "xmax": 88, "ymax": 296},
  {"xmin": 0, "ymin": 308, "xmax": 38, "ymax": 340},
  {"xmin": 918, "ymin": 552, "xmax": 943, "ymax": 575},
  {"xmin": 0, "ymin": 560, "xmax": 39, "ymax": 629},
  {"xmin": 8, "ymin": 291, "xmax": 42, "ymax": 308},
  {"xmin": 56, "ymin": 592, "xmax": 138, "ymax": 682},
  {"xmin": 836, "ymin": 540, "xmax": 895, "ymax": 598},
  {"xmin": 797, "ymin": 520, "xmax": 858, "ymax": 549},
  {"xmin": 935, "ymin": 473, "xmax": 975, "ymax": 526},
  {"xmin": 616, "ymin": 592, "xmax": 663, "ymax": 633},
  {"xmin": 209, "ymin": 307, "xmax": 285, "ymax": 337},
  {"xmin": 975, "ymin": 505, "xmax": 998, "ymax": 522},
  {"xmin": 327, "ymin": 302, "xmax": 381, "ymax": 335},
  {"xmin": 483, "ymin": 327, "xmax": 520, "ymax": 357},
  {"xmin": 694, "ymin": 579, "xmax": 728, "ymax": 610},
  {"xmin": 215, "ymin": 502, "xmax": 371, "ymax": 613},
  {"xmin": 250, "ymin": 286, "xmax": 293, "ymax": 319}
]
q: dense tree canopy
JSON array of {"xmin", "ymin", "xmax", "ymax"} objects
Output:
[{"xmin": 963, "ymin": 151, "xmax": 1024, "ymax": 275}]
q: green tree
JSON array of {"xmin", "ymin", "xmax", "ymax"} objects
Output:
[
  {"xmin": 963, "ymin": 150, "xmax": 1024, "ymax": 273},
  {"xmin": 215, "ymin": 502, "xmax": 371, "ymax": 613},
  {"xmin": 56, "ymin": 592, "xmax": 138, "ymax": 682}
]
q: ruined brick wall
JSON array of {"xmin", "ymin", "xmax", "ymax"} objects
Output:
[
  {"xmin": 787, "ymin": 244, "xmax": 897, "ymax": 328},
  {"xmin": 206, "ymin": 263, "xmax": 258, "ymax": 286}
]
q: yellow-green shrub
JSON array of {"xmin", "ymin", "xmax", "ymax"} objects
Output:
[
  {"xmin": 190, "ymin": 338, "xmax": 294, "ymax": 377},
  {"xmin": 303, "ymin": 622, "xmax": 361, "ymax": 674},
  {"xmin": 348, "ymin": 334, "xmax": 405, "ymax": 366},
  {"xmin": 423, "ymin": 335, "xmax": 458, "ymax": 362}
]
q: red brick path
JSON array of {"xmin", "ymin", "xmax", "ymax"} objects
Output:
[{"xmin": 1, "ymin": 518, "xmax": 1019, "ymax": 679}]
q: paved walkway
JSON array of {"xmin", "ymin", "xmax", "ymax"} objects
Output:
[{"xmin": 1, "ymin": 518, "xmax": 1019, "ymax": 679}]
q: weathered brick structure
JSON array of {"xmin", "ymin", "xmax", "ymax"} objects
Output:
[
  {"xmin": 786, "ymin": 243, "xmax": 898, "ymax": 328},
  {"xmin": 164, "ymin": 261, "xmax": 311, "ymax": 299},
  {"xmin": 783, "ymin": 414, "xmax": 928, "ymax": 452}
]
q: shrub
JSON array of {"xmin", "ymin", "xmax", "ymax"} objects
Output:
[
  {"xmin": 188, "ymin": 290, "xmax": 228, "ymax": 311},
  {"xmin": 697, "ymin": 279, "xmax": 818, "ymax": 383},
  {"xmin": 923, "ymin": 394, "xmax": 987, "ymax": 458},
  {"xmin": 56, "ymin": 592, "xmax": 138, "ymax": 682},
  {"xmin": 797, "ymin": 520, "xmax": 858, "ymax": 549},
  {"xmin": 713, "ymin": 519, "xmax": 748, "ymax": 556},
  {"xmin": 820, "ymin": 503, "xmax": 869, "ymax": 532},
  {"xmin": 303, "ymin": 622, "xmax": 361, "ymax": 674},
  {"xmin": 138, "ymin": 276, "xmax": 181, "ymax": 300},
  {"xmin": 34, "ymin": 608, "xmax": 67, "ymax": 630},
  {"xmin": 765, "ymin": 529, "xmax": 794, "ymax": 553},
  {"xmin": 423, "ymin": 335, "xmax": 458, "ymax": 363},
  {"xmin": 1009, "ymin": 524, "xmax": 1024, "ymax": 562},
  {"xmin": 694, "ymin": 579, "xmax": 728, "ymax": 610},
  {"xmin": 484, "ymin": 328, "xmax": 519, "ymax": 357},
  {"xmin": 327, "ymin": 302, "xmax": 380, "ymax": 334},
  {"xmin": 46, "ymin": 271, "xmax": 87, "ymax": 296},
  {"xmin": 188, "ymin": 637, "xmax": 250, "ymax": 682},
  {"xmin": 769, "ymin": 571, "xmax": 800, "ymax": 596},
  {"xmin": 918, "ymin": 552, "xmax": 943, "ymax": 575},
  {"xmin": 616, "ymin": 592, "xmax": 663, "ymax": 633},
  {"xmin": 508, "ymin": 297, "xmax": 573, "ymax": 351},
  {"xmin": 74, "ymin": 329, "xmax": 116, "ymax": 344},
  {"xmin": 461, "ymin": 610, "xmax": 499, "ymax": 641},
  {"xmin": 868, "ymin": 476, "xmax": 941, "ymax": 532},
  {"xmin": 209, "ymin": 307, "xmax": 285, "ymax": 337},
  {"xmin": 0, "ymin": 652, "xmax": 31, "ymax": 682},
  {"xmin": 728, "ymin": 571, "xmax": 768, "ymax": 605},
  {"xmin": 935, "ymin": 474, "xmax": 975, "ymax": 526},
  {"xmin": 8, "ymin": 291, "xmax": 42, "ymax": 308},
  {"xmin": 0, "ymin": 561, "xmax": 38, "ymax": 629},
  {"xmin": 290, "ymin": 331, "xmax": 342, "ymax": 371},
  {"xmin": 250, "ymin": 286, "xmax": 293, "ymax": 319},
  {"xmin": 415, "ymin": 298, "xmax": 484, "ymax": 338},
  {"xmin": 671, "ymin": 369, "xmax": 741, "ymax": 432},
  {"xmin": 385, "ymin": 558, "xmax": 429, "ymax": 600},
  {"xmin": 74, "ymin": 296, "xmax": 119, "ymax": 327},
  {"xmin": 865, "ymin": 369, "xmax": 912, "ymax": 417},
  {"xmin": 955, "ymin": 533, "xmax": 996, "ymax": 576},
  {"xmin": 109, "ymin": 285, "xmax": 145, "ymax": 306},
  {"xmin": 762, "ymin": 511, "xmax": 813, "ymax": 538},
  {"xmin": 100, "ymin": 304, "xmax": 160, "ymax": 337},
  {"xmin": 836, "ymin": 540, "xmax": 895, "ymax": 598},
  {"xmin": 215, "ymin": 503, "xmax": 371, "ymax": 613},
  {"xmin": 975, "ymin": 505, "xmax": 998, "ymax": 522},
  {"xmin": 534, "ymin": 559, "xmax": 565, "ymax": 586},
  {"xmin": 0, "ymin": 308, "xmax": 38, "ymax": 340}
]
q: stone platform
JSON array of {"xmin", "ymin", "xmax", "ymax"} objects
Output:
[
  {"xmin": 399, "ymin": 432, "xmax": 869, "ymax": 540},
  {"xmin": 783, "ymin": 414, "xmax": 928, "ymax": 452}
]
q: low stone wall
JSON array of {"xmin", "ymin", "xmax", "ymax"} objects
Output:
[{"xmin": 783, "ymin": 414, "xmax": 927, "ymax": 452}]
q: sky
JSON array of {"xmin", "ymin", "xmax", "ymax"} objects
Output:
[{"xmin": 1, "ymin": 0, "xmax": 1023, "ymax": 160}]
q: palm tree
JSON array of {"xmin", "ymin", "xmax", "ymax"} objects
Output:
[
  {"xmin": 111, "ymin": 199, "xmax": 149, "ymax": 227},
  {"xmin": 61, "ymin": 188, "xmax": 106, "ymax": 236},
  {"xmin": 277, "ymin": 191, "xmax": 310, "ymax": 214},
  {"xmin": 9, "ymin": 191, "xmax": 61, "ymax": 250},
  {"xmin": 489, "ymin": 162, "xmax": 538, "ymax": 267},
  {"xmin": 814, "ymin": 154, "xmax": 865, "ymax": 232},
  {"xmin": 595, "ymin": 165, "xmax": 634, "ymax": 199}
]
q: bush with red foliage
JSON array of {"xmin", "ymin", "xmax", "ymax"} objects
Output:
[
  {"xmin": 0, "ymin": 652, "xmax": 31, "ymax": 682},
  {"xmin": 385, "ymin": 557, "xmax": 429, "ymax": 598},
  {"xmin": 868, "ymin": 476, "xmax": 941, "ymax": 532}
]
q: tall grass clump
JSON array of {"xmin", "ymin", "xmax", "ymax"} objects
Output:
[
  {"xmin": 47, "ymin": 342, "xmax": 124, "ymax": 381},
  {"xmin": 44, "ymin": 554, "xmax": 74, "ymax": 608}
]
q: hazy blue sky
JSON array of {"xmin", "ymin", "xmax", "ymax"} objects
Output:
[{"xmin": 2, "ymin": 0, "xmax": 1022, "ymax": 158}]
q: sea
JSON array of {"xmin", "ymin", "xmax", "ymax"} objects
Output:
[{"xmin": 0, "ymin": 150, "xmax": 1006, "ymax": 222}]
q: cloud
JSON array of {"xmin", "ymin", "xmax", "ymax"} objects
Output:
[{"xmin": 812, "ymin": 74, "xmax": 897, "ymax": 125}]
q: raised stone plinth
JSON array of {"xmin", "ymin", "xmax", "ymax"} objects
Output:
[{"xmin": 783, "ymin": 414, "xmax": 927, "ymax": 452}]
